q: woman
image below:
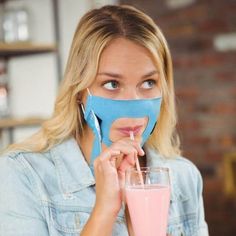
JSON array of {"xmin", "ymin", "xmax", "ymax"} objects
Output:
[{"xmin": 0, "ymin": 5, "xmax": 209, "ymax": 236}]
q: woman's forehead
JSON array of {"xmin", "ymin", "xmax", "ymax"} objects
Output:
[{"xmin": 97, "ymin": 38, "xmax": 159, "ymax": 75}]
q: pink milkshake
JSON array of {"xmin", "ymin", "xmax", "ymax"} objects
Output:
[{"xmin": 125, "ymin": 167, "xmax": 170, "ymax": 236}]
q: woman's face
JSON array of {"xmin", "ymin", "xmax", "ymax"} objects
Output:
[{"xmin": 86, "ymin": 37, "xmax": 161, "ymax": 143}]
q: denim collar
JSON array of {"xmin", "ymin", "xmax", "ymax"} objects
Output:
[{"xmin": 51, "ymin": 137, "xmax": 95, "ymax": 195}]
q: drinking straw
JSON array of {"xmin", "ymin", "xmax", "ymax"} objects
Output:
[{"xmin": 129, "ymin": 131, "xmax": 144, "ymax": 186}]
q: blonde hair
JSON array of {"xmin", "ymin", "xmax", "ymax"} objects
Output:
[{"xmin": 5, "ymin": 5, "xmax": 181, "ymax": 157}]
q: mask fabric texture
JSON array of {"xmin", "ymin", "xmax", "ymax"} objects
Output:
[{"xmin": 83, "ymin": 93, "xmax": 162, "ymax": 173}]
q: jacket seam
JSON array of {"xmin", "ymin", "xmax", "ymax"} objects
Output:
[{"xmin": 12, "ymin": 154, "xmax": 47, "ymax": 222}]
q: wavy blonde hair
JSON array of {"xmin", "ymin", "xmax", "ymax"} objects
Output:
[{"xmin": 5, "ymin": 5, "xmax": 181, "ymax": 157}]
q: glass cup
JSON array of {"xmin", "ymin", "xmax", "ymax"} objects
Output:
[{"xmin": 125, "ymin": 167, "xmax": 171, "ymax": 236}]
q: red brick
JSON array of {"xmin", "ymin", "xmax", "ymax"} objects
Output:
[
  {"xmin": 231, "ymin": 87, "xmax": 236, "ymax": 96},
  {"xmin": 176, "ymin": 87, "xmax": 200, "ymax": 98},
  {"xmin": 180, "ymin": 4, "xmax": 208, "ymax": 20},
  {"xmin": 217, "ymin": 135, "xmax": 236, "ymax": 149},
  {"xmin": 164, "ymin": 24, "xmax": 195, "ymax": 38},
  {"xmin": 178, "ymin": 120, "xmax": 201, "ymax": 130},
  {"xmin": 172, "ymin": 54, "xmax": 197, "ymax": 68},
  {"xmin": 204, "ymin": 177, "xmax": 223, "ymax": 196},
  {"xmin": 195, "ymin": 103, "xmax": 211, "ymax": 113},
  {"xmin": 198, "ymin": 19, "xmax": 229, "ymax": 33},
  {"xmin": 177, "ymin": 102, "xmax": 199, "ymax": 113},
  {"xmin": 200, "ymin": 53, "xmax": 227, "ymax": 67},
  {"xmin": 180, "ymin": 149, "xmax": 205, "ymax": 164},
  {"xmin": 188, "ymin": 136, "xmax": 211, "ymax": 146},
  {"xmin": 205, "ymin": 150, "xmax": 224, "ymax": 162},
  {"xmin": 158, "ymin": 4, "xmax": 208, "ymax": 24},
  {"xmin": 215, "ymin": 71, "xmax": 236, "ymax": 82},
  {"xmin": 211, "ymin": 103, "xmax": 236, "ymax": 115}
]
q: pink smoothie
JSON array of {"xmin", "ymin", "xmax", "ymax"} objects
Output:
[{"xmin": 126, "ymin": 185, "xmax": 170, "ymax": 236}]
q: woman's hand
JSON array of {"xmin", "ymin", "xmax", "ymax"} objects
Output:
[{"xmin": 93, "ymin": 138, "xmax": 145, "ymax": 216}]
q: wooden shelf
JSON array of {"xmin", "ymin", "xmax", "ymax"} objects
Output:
[
  {"xmin": 0, "ymin": 42, "xmax": 57, "ymax": 57},
  {"xmin": 0, "ymin": 117, "xmax": 46, "ymax": 129}
]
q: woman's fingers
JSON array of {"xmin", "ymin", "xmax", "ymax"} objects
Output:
[
  {"xmin": 94, "ymin": 149, "xmax": 120, "ymax": 172},
  {"xmin": 114, "ymin": 138, "xmax": 145, "ymax": 157},
  {"xmin": 94, "ymin": 138, "xmax": 145, "ymax": 177}
]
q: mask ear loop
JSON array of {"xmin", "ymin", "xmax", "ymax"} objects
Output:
[
  {"xmin": 80, "ymin": 103, "xmax": 85, "ymax": 114},
  {"xmin": 77, "ymin": 88, "xmax": 91, "ymax": 114},
  {"xmin": 87, "ymin": 88, "xmax": 91, "ymax": 95}
]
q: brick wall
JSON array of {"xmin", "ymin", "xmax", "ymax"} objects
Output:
[{"xmin": 120, "ymin": 0, "xmax": 236, "ymax": 235}]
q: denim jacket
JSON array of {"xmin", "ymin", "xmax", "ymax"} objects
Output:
[{"xmin": 0, "ymin": 138, "xmax": 208, "ymax": 236}]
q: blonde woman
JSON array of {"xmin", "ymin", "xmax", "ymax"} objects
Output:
[{"xmin": 0, "ymin": 5, "xmax": 208, "ymax": 236}]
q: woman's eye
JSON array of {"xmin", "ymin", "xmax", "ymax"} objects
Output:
[
  {"xmin": 141, "ymin": 79, "xmax": 157, "ymax": 89},
  {"xmin": 103, "ymin": 80, "xmax": 119, "ymax": 90}
]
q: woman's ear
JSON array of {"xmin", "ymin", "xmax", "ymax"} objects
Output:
[
  {"xmin": 76, "ymin": 97, "xmax": 83, "ymax": 104},
  {"xmin": 76, "ymin": 89, "xmax": 87, "ymax": 105}
]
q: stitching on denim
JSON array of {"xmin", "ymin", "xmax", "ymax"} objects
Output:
[{"xmin": 49, "ymin": 207, "xmax": 82, "ymax": 233}]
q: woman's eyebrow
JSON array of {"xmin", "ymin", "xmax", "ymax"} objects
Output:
[
  {"xmin": 141, "ymin": 70, "xmax": 158, "ymax": 79},
  {"xmin": 97, "ymin": 70, "xmax": 158, "ymax": 79},
  {"xmin": 97, "ymin": 72, "xmax": 122, "ymax": 78}
]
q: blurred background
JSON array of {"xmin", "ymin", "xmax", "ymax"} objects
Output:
[{"xmin": 0, "ymin": 0, "xmax": 235, "ymax": 235}]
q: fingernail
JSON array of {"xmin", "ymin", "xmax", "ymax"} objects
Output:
[{"xmin": 140, "ymin": 149, "xmax": 145, "ymax": 156}]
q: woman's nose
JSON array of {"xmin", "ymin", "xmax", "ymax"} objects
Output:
[{"xmin": 123, "ymin": 88, "xmax": 140, "ymax": 100}]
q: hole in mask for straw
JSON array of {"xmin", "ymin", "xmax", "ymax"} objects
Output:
[{"xmin": 109, "ymin": 117, "xmax": 148, "ymax": 143}]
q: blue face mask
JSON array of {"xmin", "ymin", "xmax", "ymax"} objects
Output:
[{"xmin": 82, "ymin": 91, "xmax": 162, "ymax": 173}]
